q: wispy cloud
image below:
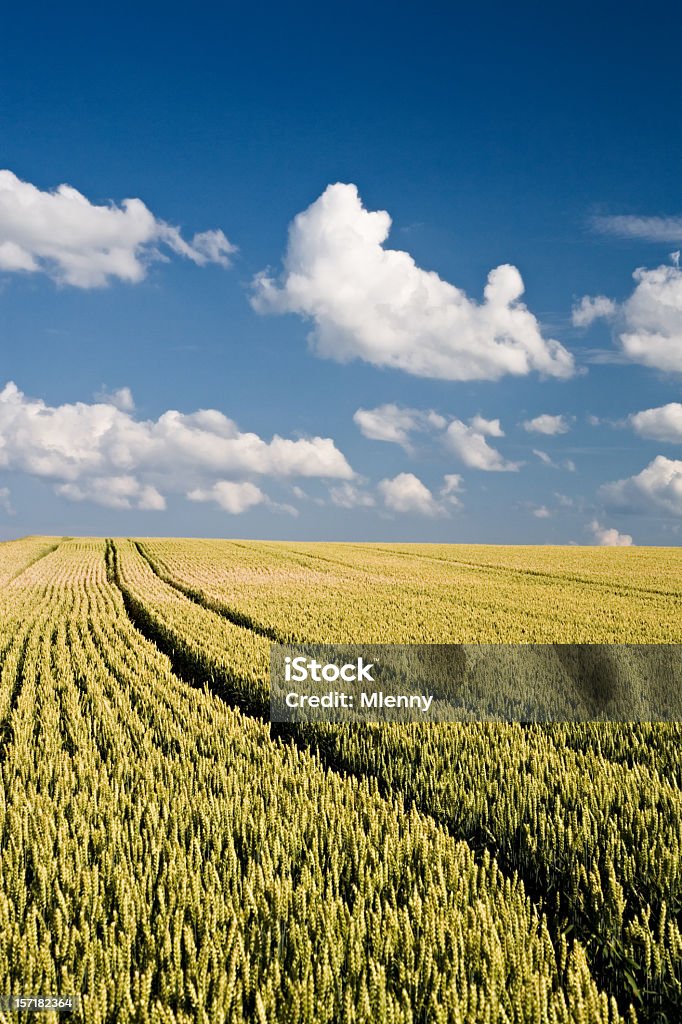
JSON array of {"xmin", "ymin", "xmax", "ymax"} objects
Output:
[
  {"xmin": 328, "ymin": 482, "xmax": 376, "ymax": 509},
  {"xmin": 592, "ymin": 214, "xmax": 682, "ymax": 243},
  {"xmin": 93, "ymin": 386, "xmax": 135, "ymax": 412},
  {"xmin": 0, "ymin": 487, "xmax": 14, "ymax": 515},
  {"xmin": 522, "ymin": 413, "xmax": 570, "ymax": 435},
  {"xmin": 532, "ymin": 449, "xmax": 576, "ymax": 471}
]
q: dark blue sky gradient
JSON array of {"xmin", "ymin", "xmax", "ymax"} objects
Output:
[{"xmin": 0, "ymin": 2, "xmax": 680, "ymax": 541}]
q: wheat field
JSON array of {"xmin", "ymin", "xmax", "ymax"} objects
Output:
[{"xmin": 0, "ymin": 535, "xmax": 680, "ymax": 1023}]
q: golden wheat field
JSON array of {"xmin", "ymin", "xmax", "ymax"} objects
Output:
[{"xmin": 0, "ymin": 535, "xmax": 680, "ymax": 1024}]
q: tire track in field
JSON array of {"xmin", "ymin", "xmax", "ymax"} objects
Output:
[
  {"xmin": 1, "ymin": 537, "xmax": 64, "ymax": 586},
  {"xmin": 343, "ymin": 543, "xmax": 682, "ymax": 600},
  {"xmin": 106, "ymin": 541, "xmax": 273, "ymax": 721},
  {"xmin": 268, "ymin": 541, "xmax": 680, "ymax": 603},
  {"xmin": 134, "ymin": 541, "xmax": 286, "ymax": 644},
  {"xmin": 0, "ymin": 550, "xmax": 66, "ymax": 762},
  {"xmin": 131, "ymin": 539, "xmax": 678, "ymax": 768},
  {"xmin": 0, "ymin": 626, "xmax": 32, "ymax": 761},
  {"xmin": 108, "ymin": 538, "xmax": 656, "ymax": 1021}
]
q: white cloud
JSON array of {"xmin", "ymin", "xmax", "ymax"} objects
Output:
[
  {"xmin": 93, "ymin": 386, "xmax": 135, "ymax": 412},
  {"xmin": 533, "ymin": 505, "xmax": 551, "ymax": 519},
  {"xmin": 187, "ymin": 481, "xmax": 267, "ymax": 515},
  {"xmin": 523, "ymin": 413, "xmax": 570, "ymax": 435},
  {"xmin": 378, "ymin": 473, "xmax": 443, "ymax": 516},
  {"xmin": 571, "ymin": 295, "xmax": 617, "ymax": 327},
  {"xmin": 441, "ymin": 473, "xmax": 463, "ymax": 494},
  {"xmin": 531, "ymin": 449, "xmax": 576, "ymax": 472},
  {"xmin": 0, "ymin": 381, "xmax": 353, "ymax": 511},
  {"xmin": 0, "ymin": 170, "xmax": 235, "ymax": 288},
  {"xmin": 618, "ymin": 265, "xmax": 682, "ymax": 371},
  {"xmin": 444, "ymin": 417, "xmax": 520, "ymax": 471},
  {"xmin": 629, "ymin": 402, "xmax": 682, "ymax": 443},
  {"xmin": 329, "ymin": 482, "xmax": 376, "ymax": 508},
  {"xmin": 576, "ymin": 264, "xmax": 682, "ymax": 372},
  {"xmin": 469, "ymin": 414, "xmax": 504, "ymax": 437},
  {"xmin": 57, "ymin": 476, "xmax": 166, "ymax": 510},
  {"xmin": 533, "ymin": 449, "xmax": 555, "ymax": 467},
  {"xmin": 600, "ymin": 455, "xmax": 682, "ymax": 516},
  {"xmin": 592, "ymin": 214, "xmax": 682, "ymax": 243},
  {"xmin": 440, "ymin": 474, "xmax": 464, "ymax": 507},
  {"xmin": 0, "ymin": 487, "xmax": 13, "ymax": 514},
  {"xmin": 353, "ymin": 404, "xmax": 445, "ymax": 448},
  {"xmin": 589, "ymin": 520, "xmax": 634, "ymax": 547},
  {"xmin": 252, "ymin": 183, "xmax": 575, "ymax": 382}
]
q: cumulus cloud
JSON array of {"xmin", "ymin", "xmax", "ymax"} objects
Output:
[
  {"xmin": 57, "ymin": 476, "xmax": 166, "ymax": 510},
  {"xmin": 444, "ymin": 417, "xmax": 520, "ymax": 471},
  {"xmin": 523, "ymin": 413, "xmax": 570, "ymax": 435},
  {"xmin": 618, "ymin": 265, "xmax": 682, "ymax": 371},
  {"xmin": 378, "ymin": 473, "xmax": 443, "ymax": 516},
  {"xmin": 0, "ymin": 381, "xmax": 353, "ymax": 511},
  {"xmin": 329, "ymin": 482, "xmax": 376, "ymax": 508},
  {"xmin": 187, "ymin": 481, "xmax": 267, "ymax": 515},
  {"xmin": 592, "ymin": 214, "xmax": 682, "ymax": 243},
  {"xmin": 589, "ymin": 520, "xmax": 634, "ymax": 547},
  {"xmin": 252, "ymin": 183, "xmax": 574, "ymax": 382},
  {"xmin": 468, "ymin": 415, "xmax": 504, "ymax": 437},
  {"xmin": 629, "ymin": 402, "xmax": 682, "ymax": 443},
  {"xmin": 571, "ymin": 295, "xmax": 617, "ymax": 327},
  {"xmin": 600, "ymin": 456, "xmax": 682, "ymax": 516},
  {"xmin": 353, "ymin": 404, "xmax": 445, "ymax": 448},
  {"xmin": 575, "ymin": 263, "xmax": 682, "ymax": 372},
  {"xmin": 93, "ymin": 386, "xmax": 135, "ymax": 412},
  {"xmin": 0, "ymin": 170, "xmax": 235, "ymax": 287}
]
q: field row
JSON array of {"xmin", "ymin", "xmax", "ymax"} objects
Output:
[
  {"xmin": 122, "ymin": 537, "xmax": 682, "ymax": 1021},
  {"xmin": 137, "ymin": 538, "xmax": 682, "ymax": 643},
  {"xmin": 0, "ymin": 538, "xmax": 622, "ymax": 1023}
]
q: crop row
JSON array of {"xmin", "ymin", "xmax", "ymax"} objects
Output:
[
  {"xmin": 0, "ymin": 538, "xmax": 620, "ymax": 1023},
  {"xmin": 125, "ymin": 538, "xmax": 682, "ymax": 1020},
  {"xmin": 137, "ymin": 538, "xmax": 682, "ymax": 644}
]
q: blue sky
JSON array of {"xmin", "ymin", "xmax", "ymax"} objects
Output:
[{"xmin": 1, "ymin": 1, "xmax": 681, "ymax": 543}]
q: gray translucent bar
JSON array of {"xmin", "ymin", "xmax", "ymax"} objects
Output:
[{"xmin": 270, "ymin": 644, "xmax": 682, "ymax": 723}]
